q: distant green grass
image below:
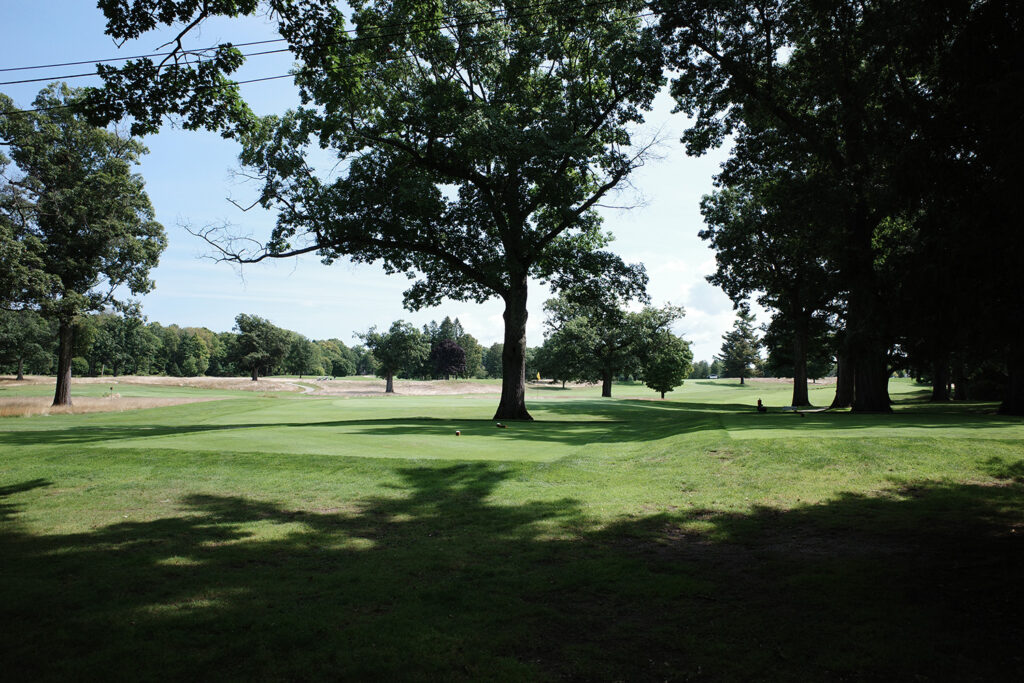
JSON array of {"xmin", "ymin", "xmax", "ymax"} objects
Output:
[{"xmin": 2, "ymin": 378, "xmax": 1021, "ymax": 680}]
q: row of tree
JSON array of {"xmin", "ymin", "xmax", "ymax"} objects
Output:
[
  {"xmin": 6, "ymin": 1, "xmax": 1018, "ymax": 414},
  {"xmin": 660, "ymin": 0, "xmax": 1023, "ymax": 413},
  {"xmin": 0, "ymin": 307, "xmax": 522, "ymax": 385}
]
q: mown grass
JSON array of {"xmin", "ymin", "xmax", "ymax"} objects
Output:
[{"xmin": 1, "ymin": 378, "xmax": 1022, "ymax": 680}]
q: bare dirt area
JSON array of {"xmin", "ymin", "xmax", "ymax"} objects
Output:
[
  {"xmin": 0, "ymin": 374, "xmax": 304, "ymax": 393},
  {"xmin": 0, "ymin": 375, "xmax": 507, "ymax": 412},
  {"xmin": 73, "ymin": 375, "xmax": 308, "ymax": 393},
  {"xmin": 301, "ymin": 377, "xmax": 503, "ymax": 397},
  {"xmin": 737, "ymin": 376, "xmax": 837, "ymax": 385},
  {"xmin": 0, "ymin": 396, "xmax": 223, "ymax": 418}
]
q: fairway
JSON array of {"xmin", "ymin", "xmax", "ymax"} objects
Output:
[{"xmin": 2, "ymin": 378, "xmax": 1022, "ymax": 680}]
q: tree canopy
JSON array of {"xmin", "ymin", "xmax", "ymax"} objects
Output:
[
  {"xmin": 234, "ymin": 313, "xmax": 291, "ymax": 381},
  {"xmin": 717, "ymin": 311, "xmax": 761, "ymax": 385},
  {"xmin": 430, "ymin": 339, "xmax": 467, "ymax": 380},
  {"xmin": 360, "ymin": 321, "xmax": 429, "ymax": 393},
  {"xmin": 542, "ymin": 287, "xmax": 685, "ymax": 397},
  {"xmin": 0, "ymin": 84, "xmax": 166, "ymax": 405},
  {"xmin": 657, "ymin": 0, "xmax": 1024, "ymax": 413},
  {"xmin": 86, "ymin": 0, "xmax": 665, "ymax": 420},
  {"xmin": 641, "ymin": 330, "xmax": 693, "ymax": 399}
]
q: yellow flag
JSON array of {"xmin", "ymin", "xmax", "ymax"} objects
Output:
[{"xmin": 536, "ymin": 372, "xmax": 541, "ymax": 381}]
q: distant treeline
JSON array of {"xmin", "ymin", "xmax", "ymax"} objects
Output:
[{"xmin": 0, "ymin": 309, "xmax": 509, "ymax": 381}]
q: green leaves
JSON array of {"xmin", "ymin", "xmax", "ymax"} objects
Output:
[
  {"xmin": 0, "ymin": 84, "xmax": 167, "ymax": 321},
  {"xmin": 359, "ymin": 320, "xmax": 429, "ymax": 379}
]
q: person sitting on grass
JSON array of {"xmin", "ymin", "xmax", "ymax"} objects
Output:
[{"xmin": 757, "ymin": 398, "xmax": 767, "ymax": 413}]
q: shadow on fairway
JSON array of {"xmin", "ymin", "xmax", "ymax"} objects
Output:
[
  {"xmin": 3, "ymin": 397, "xmax": 1020, "ymax": 450},
  {"xmin": 2, "ymin": 465, "xmax": 1021, "ymax": 681},
  {"xmin": 0, "ymin": 400, "xmax": 725, "ymax": 448},
  {"xmin": 0, "ymin": 478, "xmax": 51, "ymax": 522}
]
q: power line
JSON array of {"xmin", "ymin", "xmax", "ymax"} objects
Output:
[
  {"xmin": 0, "ymin": 0, "xmax": 641, "ymax": 76},
  {"xmin": 0, "ymin": 1, "xmax": 653, "ymax": 117},
  {"xmin": 0, "ymin": 38, "xmax": 284, "ymax": 73},
  {"xmin": 1, "ymin": 0, "xmax": 637, "ymax": 87}
]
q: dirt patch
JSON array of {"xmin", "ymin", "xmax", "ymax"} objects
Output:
[
  {"xmin": 0, "ymin": 396, "xmax": 222, "ymax": 418},
  {"xmin": 739, "ymin": 376, "xmax": 837, "ymax": 385},
  {"xmin": 75, "ymin": 375, "xmax": 307, "ymax": 393},
  {"xmin": 297, "ymin": 378, "xmax": 503, "ymax": 397},
  {"xmin": 0, "ymin": 375, "xmax": 506, "ymax": 397}
]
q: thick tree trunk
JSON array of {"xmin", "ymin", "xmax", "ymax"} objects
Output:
[
  {"xmin": 830, "ymin": 352, "xmax": 854, "ymax": 409},
  {"xmin": 385, "ymin": 371, "xmax": 394, "ymax": 394},
  {"xmin": 852, "ymin": 350, "xmax": 891, "ymax": 412},
  {"xmin": 844, "ymin": 201, "xmax": 892, "ymax": 413},
  {"xmin": 494, "ymin": 284, "xmax": 532, "ymax": 420},
  {"xmin": 251, "ymin": 367, "xmax": 259, "ymax": 381},
  {"xmin": 660, "ymin": 390, "xmax": 666, "ymax": 399},
  {"xmin": 791, "ymin": 321, "xmax": 811, "ymax": 407},
  {"xmin": 601, "ymin": 370, "xmax": 613, "ymax": 398},
  {"xmin": 953, "ymin": 361, "xmax": 968, "ymax": 401},
  {"xmin": 52, "ymin": 319, "xmax": 74, "ymax": 406},
  {"xmin": 931, "ymin": 356, "xmax": 950, "ymax": 402},
  {"xmin": 999, "ymin": 341, "xmax": 1024, "ymax": 415},
  {"xmin": 846, "ymin": 294, "xmax": 891, "ymax": 412},
  {"xmin": 739, "ymin": 374, "xmax": 745, "ymax": 386},
  {"xmin": 16, "ymin": 357, "xmax": 24, "ymax": 381}
]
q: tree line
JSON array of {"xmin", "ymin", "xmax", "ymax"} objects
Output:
[
  {"xmin": 4, "ymin": 1, "xmax": 1019, "ymax": 415},
  {"xmin": 660, "ymin": 0, "xmax": 1023, "ymax": 414},
  {"xmin": 0, "ymin": 308, "xmax": 521, "ymax": 384}
]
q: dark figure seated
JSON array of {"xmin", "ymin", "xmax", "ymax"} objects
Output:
[{"xmin": 756, "ymin": 398, "xmax": 767, "ymax": 413}]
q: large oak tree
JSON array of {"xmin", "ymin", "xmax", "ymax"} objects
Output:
[
  {"xmin": 87, "ymin": 0, "xmax": 665, "ymax": 420},
  {"xmin": 0, "ymin": 84, "xmax": 166, "ymax": 406}
]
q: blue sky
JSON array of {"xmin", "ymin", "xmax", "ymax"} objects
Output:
[{"xmin": 1, "ymin": 1, "xmax": 753, "ymax": 363}]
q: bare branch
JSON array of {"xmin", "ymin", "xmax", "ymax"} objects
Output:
[
  {"xmin": 226, "ymin": 196, "xmax": 261, "ymax": 212},
  {"xmin": 157, "ymin": 1, "xmax": 210, "ymax": 69}
]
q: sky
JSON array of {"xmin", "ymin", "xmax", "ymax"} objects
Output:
[{"xmin": 0, "ymin": 1, "xmax": 760, "ymax": 363}]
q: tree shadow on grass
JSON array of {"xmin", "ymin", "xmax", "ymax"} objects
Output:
[
  {"xmin": 0, "ymin": 403, "xmax": 721, "ymax": 449},
  {"xmin": 0, "ymin": 478, "xmax": 51, "ymax": 522},
  {"xmin": 4, "ymin": 396, "xmax": 1020, "ymax": 452},
  {"xmin": 1, "ymin": 466, "xmax": 1022, "ymax": 681}
]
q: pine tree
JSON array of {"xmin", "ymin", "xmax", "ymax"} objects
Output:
[{"xmin": 717, "ymin": 311, "xmax": 762, "ymax": 385}]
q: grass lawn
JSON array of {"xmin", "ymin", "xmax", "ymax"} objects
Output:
[{"xmin": 2, "ymin": 378, "xmax": 1022, "ymax": 680}]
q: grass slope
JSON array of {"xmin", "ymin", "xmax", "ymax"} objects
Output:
[{"xmin": 2, "ymin": 378, "xmax": 1022, "ymax": 680}]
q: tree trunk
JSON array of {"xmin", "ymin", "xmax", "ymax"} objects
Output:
[
  {"xmin": 660, "ymin": 390, "xmax": 666, "ymax": 399},
  {"xmin": 601, "ymin": 370, "xmax": 613, "ymax": 398},
  {"xmin": 953, "ymin": 362, "xmax": 968, "ymax": 401},
  {"xmin": 16, "ymin": 357, "xmax": 24, "ymax": 381},
  {"xmin": 830, "ymin": 352, "xmax": 854, "ymax": 409},
  {"xmin": 385, "ymin": 371, "xmax": 394, "ymax": 394},
  {"xmin": 52, "ymin": 319, "xmax": 74, "ymax": 406},
  {"xmin": 494, "ymin": 282, "xmax": 533, "ymax": 420},
  {"xmin": 852, "ymin": 350, "xmax": 891, "ymax": 412},
  {"xmin": 999, "ymin": 341, "xmax": 1024, "ymax": 415},
  {"xmin": 846, "ymin": 293, "xmax": 891, "ymax": 412},
  {"xmin": 251, "ymin": 366, "xmax": 259, "ymax": 381},
  {"xmin": 844, "ymin": 200, "xmax": 892, "ymax": 413},
  {"xmin": 931, "ymin": 355, "xmax": 950, "ymax": 402},
  {"xmin": 791, "ymin": 320, "xmax": 811, "ymax": 407},
  {"xmin": 739, "ymin": 374, "xmax": 745, "ymax": 386}
]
